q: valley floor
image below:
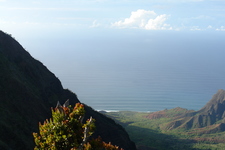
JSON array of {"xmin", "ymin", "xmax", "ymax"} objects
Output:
[{"xmin": 100, "ymin": 110, "xmax": 225, "ymax": 150}]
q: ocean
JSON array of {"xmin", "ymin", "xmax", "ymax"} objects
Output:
[{"xmin": 26, "ymin": 30, "xmax": 225, "ymax": 112}]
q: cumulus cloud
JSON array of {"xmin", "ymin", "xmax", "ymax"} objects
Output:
[
  {"xmin": 112, "ymin": 9, "xmax": 171, "ymax": 30},
  {"xmin": 216, "ymin": 26, "xmax": 225, "ymax": 31}
]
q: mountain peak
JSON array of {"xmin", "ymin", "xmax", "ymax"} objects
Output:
[
  {"xmin": 156, "ymin": 89, "xmax": 225, "ymax": 132},
  {"xmin": 199, "ymin": 89, "xmax": 225, "ymax": 113}
]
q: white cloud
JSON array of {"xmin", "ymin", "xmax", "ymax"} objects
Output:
[
  {"xmin": 216, "ymin": 26, "xmax": 225, "ymax": 31},
  {"xmin": 190, "ymin": 26, "xmax": 202, "ymax": 31},
  {"xmin": 90, "ymin": 20, "xmax": 101, "ymax": 28},
  {"xmin": 207, "ymin": 25, "xmax": 213, "ymax": 29},
  {"xmin": 145, "ymin": 14, "xmax": 172, "ymax": 30},
  {"xmin": 112, "ymin": 9, "xmax": 171, "ymax": 30}
]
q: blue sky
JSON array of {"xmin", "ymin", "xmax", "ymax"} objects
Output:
[
  {"xmin": 0, "ymin": 0, "xmax": 225, "ymax": 34},
  {"xmin": 1, "ymin": 0, "xmax": 224, "ymax": 87},
  {"xmin": 1, "ymin": 0, "xmax": 225, "ymax": 110}
]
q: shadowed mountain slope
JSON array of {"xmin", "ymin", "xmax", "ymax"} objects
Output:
[
  {"xmin": 0, "ymin": 30, "xmax": 136, "ymax": 150},
  {"xmin": 146, "ymin": 89, "xmax": 225, "ymax": 133}
]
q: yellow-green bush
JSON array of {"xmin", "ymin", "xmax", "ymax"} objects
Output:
[{"xmin": 33, "ymin": 101, "xmax": 122, "ymax": 150}]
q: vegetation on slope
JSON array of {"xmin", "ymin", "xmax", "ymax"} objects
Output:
[
  {"xmin": 34, "ymin": 101, "xmax": 123, "ymax": 150},
  {"xmin": 102, "ymin": 109, "xmax": 195, "ymax": 150},
  {"xmin": 103, "ymin": 92, "xmax": 225, "ymax": 150},
  {"xmin": 0, "ymin": 30, "xmax": 136, "ymax": 150}
]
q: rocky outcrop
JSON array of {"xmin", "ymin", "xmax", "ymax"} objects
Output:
[
  {"xmin": 197, "ymin": 89, "xmax": 225, "ymax": 124},
  {"xmin": 160, "ymin": 89, "xmax": 225, "ymax": 132}
]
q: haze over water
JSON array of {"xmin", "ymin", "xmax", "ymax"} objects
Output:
[
  {"xmin": 23, "ymin": 30, "xmax": 225, "ymax": 112},
  {"xmin": 2, "ymin": 0, "xmax": 225, "ymax": 112}
]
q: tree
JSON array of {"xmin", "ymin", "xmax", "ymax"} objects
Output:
[{"xmin": 33, "ymin": 100, "xmax": 123, "ymax": 150}]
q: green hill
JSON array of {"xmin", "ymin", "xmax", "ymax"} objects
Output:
[
  {"xmin": 103, "ymin": 90, "xmax": 225, "ymax": 150},
  {"xmin": 0, "ymin": 30, "xmax": 136, "ymax": 150}
]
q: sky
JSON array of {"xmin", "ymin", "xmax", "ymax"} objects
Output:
[
  {"xmin": 0, "ymin": 0, "xmax": 225, "ymax": 35},
  {"xmin": 1, "ymin": 0, "xmax": 225, "ymax": 111}
]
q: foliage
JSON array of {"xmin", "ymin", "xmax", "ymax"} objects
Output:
[
  {"xmin": 103, "ymin": 110, "xmax": 225, "ymax": 150},
  {"xmin": 33, "ymin": 102, "xmax": 123, "ymax": 150}
]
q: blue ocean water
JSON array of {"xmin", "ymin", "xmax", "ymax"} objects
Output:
[
  {"xmin": 27, "ymin": 31, "xmax": 225, "ymax": 112},
  {"xmin": 65, "ymin": 57, "xmax": 225, "ymax": 112}
]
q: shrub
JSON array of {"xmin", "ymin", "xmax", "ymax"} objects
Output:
[{"xmin": 33, "ymin": 100, "xmax": 123, "ymax": 150}]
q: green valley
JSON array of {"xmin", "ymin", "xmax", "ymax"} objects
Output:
[{"xmin": 102, "ymin": 91, "xmax": 225, "ymax": 150}]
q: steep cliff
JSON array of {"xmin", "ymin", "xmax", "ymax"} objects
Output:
[
  {"xmin": 0, "ymin": 30, "xmax": 136, "ymax": 150},
  {"xmin": 156, "ymin": 89, "xmax": 225, "ymax": 133}
]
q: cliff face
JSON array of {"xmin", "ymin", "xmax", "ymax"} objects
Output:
[
  {"xmin": 154, "ymin": 89, "xmax": 225, "ymax": 133},
  {"xmin": 0, "ymin": 31, "xmax": 136, "ymax": 150},
  {"xmin": 198, "ymin": 89, "xmax": 225, "ymax": 120}
]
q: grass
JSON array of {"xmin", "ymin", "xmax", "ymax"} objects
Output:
[{"xmin": 101, "ymin": 110, "xmax": 225, "ymax": 150}]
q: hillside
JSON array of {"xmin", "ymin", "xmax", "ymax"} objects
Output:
[
  {"xmin": 0, "ymin": 30, "xmax": 136, "ymax": 150},
  {"xmin": 159, "ymin": 89, "xmax": 225, "ymax": 131},
  {"xmin": 104, "ymin": 90, "xmax": 225, "ymax": 150}
]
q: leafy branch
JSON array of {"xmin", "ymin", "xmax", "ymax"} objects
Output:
[{"xmin": 33, "ymin": 100, "xmax": 123, "ymax": 150}]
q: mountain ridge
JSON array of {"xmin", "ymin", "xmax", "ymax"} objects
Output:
[
  {"xmin": 0, "ymin": 30, "xmax": 136, "ymax": 150},
  {"xmin": 144, "ymin": 89, "xmax": 225, "ymax": 133},
  {"xmin": 103, "ymin": 90, "xmax": 225, "ymax": 149}
]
